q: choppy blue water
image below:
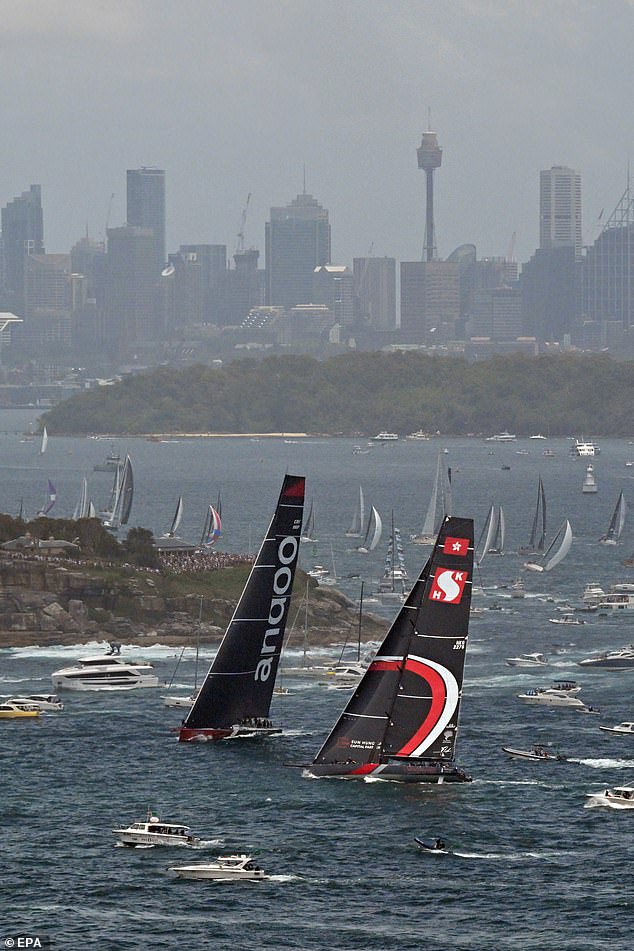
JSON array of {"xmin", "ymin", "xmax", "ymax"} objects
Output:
[{"xmin": 1, "ymin": 414, "xmax": 634, "ymax": 949}]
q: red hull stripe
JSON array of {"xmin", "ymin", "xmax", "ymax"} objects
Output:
[
  {"xmin": 351, "ymin": 763, "xmax": 380, "ymax": 775},
  {"xmin": 178, "ymin": 727, "xmax": 231, "ymax": 742},
  {"xmin": 397, "ymin": 658, "xmax": 447, "ymax": 756}
]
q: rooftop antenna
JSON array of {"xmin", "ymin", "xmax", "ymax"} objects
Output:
[{"xmin": 303, "ymin": 165, "xmax": 307, "ymax": 194}]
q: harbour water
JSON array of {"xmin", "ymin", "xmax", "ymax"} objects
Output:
[{"xmin": 2, "ymin": 413, "xmax": 634, "ymax": 949}]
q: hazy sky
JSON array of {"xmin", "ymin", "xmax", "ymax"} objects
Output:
[{"xmin": 1, "ymin": 0, "xmax": 632, "ymax": 267}]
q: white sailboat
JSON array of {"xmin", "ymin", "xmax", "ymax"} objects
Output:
[
  {"xmin": 600, "ymin": 490, "xmax": 626, "ymax": 545},
  {"xmin": 102, "ymin": 455, "xmax": 134, "ymax": 531},
  {"xmin": 377, "ymin": 513, "xmax": 408, "ymax": 602},
  {"xmin": 163, "ymin": 496, "xmax": 184, "ymax": 538},
  {"xmin": 411, "ymin": 453, "xmax": 452, "ymax": 544},
  {"xmin": 300, "ymin": 498, "xmax": 317, "ymax": 543},
  {"xmin": 356, "ymin": 505, "xmax": 382, "ymax": 553},
  {"xmin": 477, "ymin": 504, "xmax": 505, "ymax": 564},
  {"xmin": 345, "ymin": 486, "xmax": 365, "ymax": 538},
  {"xmin": 524, "ymin": 519, "xmax": 573, "ymax": 573},
  {"xmin": 40, "ymin": 427, "xmax": 48, "ymax": 454},
  {"xmin": 73, "ymin": 477, "xmax": 90, "ymax": 520},
  {"xmin": 518, "ymin": 476, "xmax": 547, "ymax": 554}
]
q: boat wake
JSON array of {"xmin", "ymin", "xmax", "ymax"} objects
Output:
[
  {"xmin": 571, "ymin": 757, "xmax": 634, "ymax": 769},
  {"xmin": 452, "ymin": 849, "xmax": 569, "ymax": 861}
]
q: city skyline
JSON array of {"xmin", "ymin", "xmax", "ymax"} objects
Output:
[{"xmin": 1, "ymin": 2, "xmax": 632, "ymax": 269}]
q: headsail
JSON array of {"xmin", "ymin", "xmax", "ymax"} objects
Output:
[
  {"xmin": 307, "ymin": 515, "xmax": 474, "ymax": 783},
  {"xmin": 179, "ymin": 474, "xmax": 305, "ymax": 742},
  {"xmin": 524, "ymin": 519, "xmax": 572, "ymax": 573}
]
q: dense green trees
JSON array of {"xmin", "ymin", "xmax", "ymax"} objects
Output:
[{"xmin": 42, "ymin": 351, "xmax": 634, "ymax": 436}]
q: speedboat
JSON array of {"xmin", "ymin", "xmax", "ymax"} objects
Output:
[
  {"xmin": 549, "ymin": 613, "xmax": 585, "ymax": 625},
  {"xmin": 169, "ymin": 854, "xmax": 268, "ymax": 881},
  {"xmin": 51, "ymin": 653, "xmax": 160, "ymax": 690},
  {"xmin": 414, "ymin": 837, "xmax": 448, "ymax": 853},
  {"xmin": 113, "ymin": 812, "xmax": 201, "ymax": 847},
  {"xmin": 502, "ymin": 744, "xmax": 566, "ymax": 761},
  {"xmin": 585, "ymin": 786, "xmax": 634, "ymax": 809},
  {"xmin": 599, "ymin": 722, "xmax": 634, "ymax": 735},
  {"xmin": 505, "ymin": 652, "xmax": 548, "ymax": 668},
  {"xmin": 578, "ymin": 647, "xmax": 634, "ymax": 669},
  {"xmin": 0, "ymin": 700, "xmax": 41, "ymax": 719},
  {"xmin": 7, "ymin": 694, "xmax": 64, "ymax": 711}
]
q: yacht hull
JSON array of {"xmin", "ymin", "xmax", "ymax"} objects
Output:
[
  {"xmin": 179, "ymin": 725, "xmax": 282, "ymax": 742},
  {"xmin": 303, "ymin": 761, "xmax": 472, "ymax": 783}
]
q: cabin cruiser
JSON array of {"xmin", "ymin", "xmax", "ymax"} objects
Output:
[
  {"xmin": 113, "ymin": 812, "xmax": 201, "ymax": 847},
  {"xmin": 505, "ymin": 652, "xmax": 549, "ymax": 668},
  {"xmin": 370, "ymin": 431, "xmax": 399, "ymax": 441},
  {"xmin": 549, "ymin": 613, "xmax": 585, "ymax": 625},
  {"xmin": 51, "ymin": 653, "xmax": 160, "ymax": 690},
  {"xmin": 0, "ymin": 700, "xmax": 41, "ymax": 719},
  {"xmin": 578, "ymin": 646, "xmax": 634, "ymax": 669},
  {"xmin": 518, "ymin": 684, "xmax": 586, "ymax": 708},
  {"xmin": 585, "ymin": 786, "xmax": 634, "ymax": 809},
  {"xmin": 169, "ymin": 854, "xmax": 268, "ymax": 881},
  {"xmin": 599, "ymin": 721, "xmax": 634, "ymax": 735},
  {"xmin": 7, "ymin": 694, "xmax": 64, "ymax": 711},
  {"xmin": 502, "ymin": 744, "xmax": 566, "ymax": 762}
]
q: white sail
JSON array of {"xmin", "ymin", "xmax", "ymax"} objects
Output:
[
  {"xmin": 357, "ymin": 505, "xmax": 382, "ymax": 552},
  {"xmin": 40, "ymin": 427, "xmax": 48, "ymax": 454},
  {"xmin": 525, "ymin": 519, "xmax": 572, "ymax": 572},
  {"xmin": 345, "ymin": 486, "xmax": 365, "ymax": 537},
  {"xmin": 73, "ymin": 477, "xmax": 89, "ymax": 520},
  {"xmin": 166, "ymin": 496, "xmax": 184, "ymax": 537},
  {"xmin": 477, "ymin": 504, "xmax": 497, "ymax": 565}
]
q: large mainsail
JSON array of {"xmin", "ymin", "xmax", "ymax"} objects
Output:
[
  {"xmin": 179, "ymin": 474, "xmax": 305, "ymax": 742},
  {"xmin": 307, "ymin": 514, "xmax": 474, "ymax": 783},
  {"xmin": 600, "ymin": 490, "xmax": 626, "ymax": 545},
  {"xmin": 521, "ymin": 476, "xmax": 546, "ymax": 553}
]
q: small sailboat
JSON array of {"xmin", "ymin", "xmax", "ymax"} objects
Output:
[
  {"xmin": 102, "ymin": 455, "xmax": 133, "ymax": 530},
  {"xmin": 411, "ymin": 453, "xmax": 452, "ymax": 544},
  {"xmin": 163, "ymin": 600, "xmax": 203, "ymax": 708},
  {"xmin": 600, "ymin": 490, "xmax": 627, "ymax": 545},
  {"xmin": 40, "ymin": 427, "xmax": 48, "ymax": 454},
  {"xmin": 345, "ymin": 486, "xmax": 365, "ymax": 538},
  {"xmin": 476, "ymin": 504, "xmax": 505, "ymax": 564},
  {"xmin": 356, "ymin": 505, "xmax": 382, "ymax": 553},
  {"xmin": 518, "ymin": 476, "xmax": 546, "ymax": 554},
  {"xmin": 164, "ymin": 496, "xmax": 184, "ymax": 538},
  {"xmin": 178, "ymin": 474, "xmax": 305, "ymax": 742},
  {"xmin": 377, "ymin": 513, "xmax": 408, "ymax": 602},
  {"xmin": 300, "ymin": 498, "xmax": 317, "ymax": 543},
  {"xmin": 73, "ymin": 477, "xmax": 90, "ymax": 520},
  {"xmin": 36, "ymin": 480, "xmax": 57, "ymax": 517},
  {"xmin": 200, "ymin": 504, "xmax": 222, "ymax": 547},
  {"xmin": 524, "ymin": 519, "xmax": 572, "ymax": 573},
  {"xmin": 582, "ymin": 465, "xmax": 598, "ymax": 494},
  {"xmin": 303, "ymin": 515, "xmax": 474, "ymax": 783}
]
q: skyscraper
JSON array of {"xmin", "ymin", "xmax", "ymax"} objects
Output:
[
  {"xmin": 539, "ymin": 166, "xmax": 582, "ymax": 259},
  {"xmin": 265, "ymin": 191, "xmax": 330, "ymax": 308},
  {"xmin": 126, "ymin": 167, "xmax": 166, "ymax": 269},
  {"xmin": 1, "ymin": 184, "xmax": 44, "ymax": 314}
]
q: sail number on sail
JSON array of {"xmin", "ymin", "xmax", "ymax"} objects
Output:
[{"xmin": 256, "ymin": 534, "xmax": 300, "ymax": 682}]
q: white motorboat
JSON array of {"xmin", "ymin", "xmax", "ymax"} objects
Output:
[
  {"xmin": 549, "ymin": 613, "xmax": 585, "ymax": 625},
  {"xmin": 163, "ymin": 689, "xmax": 200, "ymax": 709},
  {"xmin": 502, "ymin": 744, "xmax": 566, "ymax": 762},
  {"xmin": 596, "ymin": 592, "xmax": 634, "ymax": 611},
  {"xmin": 52, "ymin": 652, "xmax": 160, "ymax": 690},
  {"xmin": 505, "ymin": 652, "xmax": 548, "ymax": 668},
  {"xmin": 599, "ymin": 722, "xmax": 634, "ymax": 735},
  {"xmin": 584, "ymin": 786, "xmax": 634, "ymax": 809},
  {"xmin": 169, "ymin": 854, "xmax": 269, "ymax": 881},
  {"xmin": 485, "ymin": 431, "xmax": 516, "ymax": 442},
  {"xmin": 517, "ymin": 684, "xmax": 585, "ymax": 707},
  {"xmin": 578, "ymin": 647, "xmax": 634, "ymax": 669},
  {"xmin": 0, "ymin": 700, "xmax": 41, "ymax": 719},
  {"xmin": 8, "ymin": 694, "xmax": 64, "ymax": 711},
  {"xmin": 113, "ymin": 812, "xmax": 202, "ymax": 847},
  {"xmin": 571, "ymin": 438, "xmax": 601, "ymax": 457},
  {"xmin": 582, "ymin": 464, "xmax": 598, "ymax": 494},
  {"xmin": 370, "ymin": 431, "xmax": 399, "ymax": 441},
  {"xmin": 582, "ymin": 583, "xmax": 606, "ymax": 605}
]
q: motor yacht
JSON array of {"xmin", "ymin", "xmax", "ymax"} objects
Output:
[
  {"xmin": 52, "ymin": 653, "xmax": 160, "ymax": 690},
  {"xmin": 485, "ymin": 431, "xmax": 516, "ymax": 442},
  {"xmin": 169, "ymin": 854, "xmax": 268, "ymax": 881},
  {"xmin": 599, "ymin": 722, "xmax": 634, "ymax": 735},
  {"xmin": 549, "ymin": 613, "xmax": 585, "ymax": 625},
  {"xmin": 578, "ymin": 647, "xmax": 634, "ymax": 669},
  {"xmin": 584, "ymin": 786, "xmax": 634, "ymax": 809},
  {"xmin": 370, "ymin": 431, "xmax": 399, "ymax": 441},
  {"xmin": 505, "ymin": 652, "xmax": 548, "ymax": 668},
  {"xmin": 517, "ymin": 685, "xmax": 585, "ymax": 708},
  {"xmin": 582, "ymin": 583, "xmax": 605, "ymax": 605},
  {"xmin": 571, "ymin": 439, "xmax": 600, "ymax": 457},
  {"xmin": 0, "ymin": 700, "xmax": 41, "ymax": 719},
  {"xmin": 7, "ymin": 694, "xmax": 64, "ymax": 711},
  {"xmin": 597, "ymin": 592, "xmax": 634, "ymax": 611},
  {"xmin": 113, "ymin": 812, "xmax": 201, "ymax": 847}
]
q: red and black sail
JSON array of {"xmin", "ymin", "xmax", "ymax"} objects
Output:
[
  {"xmin": 311, "ymin": 515, "xmax": 473, "ymax": 770},
  {"xmin": 180, "ymin": 474, "xmax": 305, "ymax": 736}
]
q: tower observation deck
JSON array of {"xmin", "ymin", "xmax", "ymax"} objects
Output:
[{"xmin": 417, "ymin": 131, "xmax": 443, "ymax": 261}]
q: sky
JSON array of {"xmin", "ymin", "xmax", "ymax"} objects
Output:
[{"xmin": 1, "ymin": 0, "xmax": 633, "ymax": 268}]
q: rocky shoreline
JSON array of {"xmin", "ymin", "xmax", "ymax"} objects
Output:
[{"xmin": 0, "ymin": 555, "xmax": 387, "ymax": 650}]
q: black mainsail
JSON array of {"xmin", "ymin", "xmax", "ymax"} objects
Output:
[
  {"xmin": 305, "ymin": 515, "xmax": 474, "ymax": 783},
  {"xmin": 179, "ymin": 474, "xmax": 305, "ymax": 742},
  {"xmin": 519, "ymin": 476, "xmax": 546, "ymax": 554}
]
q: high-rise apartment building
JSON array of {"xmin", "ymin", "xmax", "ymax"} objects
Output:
[
  {"xmin": 1, "ymin": 184, "xmax": 45, "ymax": 314},
  {"xmin": 126, "ymin": 168, "xmax": 166, "ymax": 270},
  {"xmin": 540, "ymin": 166, "xmax": 582, "ymax": 259},
  {"xmin": 265, "ymin": 192, "xmax": 330, "ymax": 308},
  {"xmin": 353, "ymin": 257, "xmax": 396, "ymax": 329},
  {"xmin": 102, "ymin": 225, "xmax": 159, "ymax": 354}
]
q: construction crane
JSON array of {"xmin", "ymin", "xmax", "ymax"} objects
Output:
[{"xmin": 235, "ymin": 193, "xmax": 251, "ymax": 254}]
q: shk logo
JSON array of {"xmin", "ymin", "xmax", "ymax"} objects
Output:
[{"xmin": 429, "ymin": 568, "xmax": 468, "ymax": 604}]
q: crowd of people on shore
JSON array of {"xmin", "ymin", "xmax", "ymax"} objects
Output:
[{"xmin": 159, "ymin": 550, "xmax": 253, "ymax": 573}]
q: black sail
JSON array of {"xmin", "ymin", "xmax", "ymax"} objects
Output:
[
  {"xmin": 182, "ymin": 474, "xmax": 305, "ymax": 731},
  {"xmin": 312, "ymin": 515, "xmax": 473, "ymax": 770}
]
